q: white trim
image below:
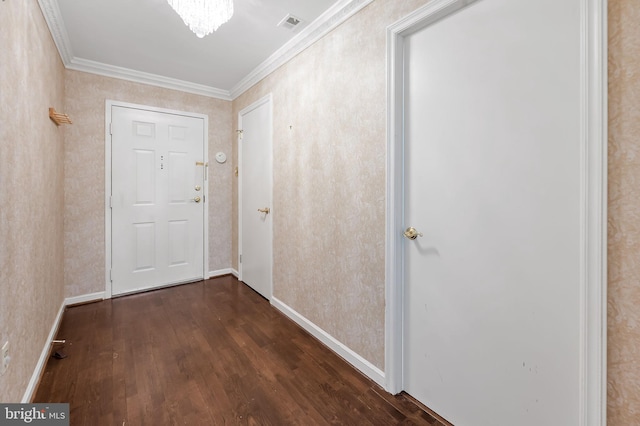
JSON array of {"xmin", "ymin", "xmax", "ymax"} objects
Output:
[
  {"xmin": 203, "ymin": 119, "xmax": 210, "ymax": 280},
  {"xmin": 38, "ymin": 0, "xmax": 373, "ymax": 101},
  {"xmin": 229, "ymin": 0, "xmax": 374, "ymax": 98},
  {"xmin": 231, "ymin": 268, "xmax": 239, "ymax": 278},
  {"xmin": 109, "ymin": 278, "xmax": 204, "ymax": 298},
  {"xmin": 237, "ymin": 94, "xmax": 273, "ymax": 298},
  {"xmin": 105, "ymin": 100, "xmax": 209, "ymax": 299},
  {"xmin": 65, "ymin": 292, "xmax": 105, "ymax": 306},
  {"xmin": 237, "ymin": 111, "xmax": 244, "ymax": 283},
  {"xmin": 579, "ymin": 0, "xmax": 608, "ymax": 424},
  {"xmin": 384, "ymin": 12, "xmax": 404, "ymax": 396},
  {"xmin": 208, "ymin": 268, "xmax": 234, "ymax": 278},
  {"xmin": 385, "ymin": 1, "xmax": 607, "ymax": 424},
  {"xmin": 21, "ymin": 302, "xmax": 65, "ymax": 403},
  {"xmin": 271, "ymin": 297, "xmax": 385, "ymax": 388},
  {"xmin": 68, "ymin": 58, "xmax": 232, "ymax": 101},
  {"xmin": 37, "ymin": 0, "xmax": 73, "ymax": 65},
  {"xmin": 105, "ymin": 103, "xmax": 113, "ymax": 300},
  {"xmin": 385, "ymin": 0, "xmax": 476, "ymax": 396}
]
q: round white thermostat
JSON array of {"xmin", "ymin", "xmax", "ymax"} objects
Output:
[{"xmin": 215, "ymin": 152, "xmax": 227, "ymax": 164}]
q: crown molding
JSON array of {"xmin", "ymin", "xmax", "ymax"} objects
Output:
[
  {"xmin": 67, "ymin": 58, "xmax": 232, "ymax": 100},
  {"xmin": 38, "ymin": 0, "xmax": 73, "ymax": 65},
  {"xmin": 229, "ymin": 0, "xmax": 374, "ymax": 99},
  {"xmin": 38, "ymin": 0, "xmax": 374, "ymax": 101},
  {"xmin": 38, "ymin": 0, "xmax": 230, "ymax": 99}
]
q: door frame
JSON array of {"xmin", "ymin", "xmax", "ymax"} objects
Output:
[
  {"xmin": 237, "ymin": 93, "xmax": 273, "ymax": 297},
  {"xmin": 104, "ymin": 100, "xmax": 209, "ymax": 299},
  {"xmin": 384, "ymin": 1, "xmax": 607, "ymax": 424}
]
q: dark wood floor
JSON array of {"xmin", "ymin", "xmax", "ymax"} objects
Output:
[{"xmin": 35, "ymin": 276, "xmax": 447, "ymax": 425}]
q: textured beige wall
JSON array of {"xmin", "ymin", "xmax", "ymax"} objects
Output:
[
  {"xmin": 64, "ymin": 71, "xmax": 232, "ymax": 297},
  {"xmin": 608, "ymin": 0, "xmax": 640, "ymax": 423},
  {"xmin": 232, "ymin": 0, "xmax": 431, "ymax": 369},
  {"xmin": 2, "ymin": 0, "xmax": 635, "ymax": 415},
  {"xmin": 232, "ymin": 0, "xmax": 640, "ymax": 408},
  {"xmin": 0, "ymin": 0, "xmax": 66, "ymax": 402}
]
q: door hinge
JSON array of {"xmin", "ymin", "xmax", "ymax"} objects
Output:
[
  {"xmin": 109, "ymin": 196, "xmax": 113, "ymax": 208},
  {"xmin": 236, "ymin": 129, "xmax": 243, "ymax": 140},
  {"xmin": 109, "ymin": 123, "xmax": 113, "ymax": 135},
  {"xmin": 239, "ymin": 254, "xmax": 242, "ymax": 263},
  {"xmin": 109, "ymin": 269, "xmax": 113, "ymax": 282}
]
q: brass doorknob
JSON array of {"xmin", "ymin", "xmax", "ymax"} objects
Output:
[
  {"xmin": 257, "ymin": 207, "xmax": 270, "ymax": 214},
  {"xmin": 403, "ymin": 227, "xmax": 423, "ymax": 240},
  {"xmin": 192, "ymin": 196, "xmax": 201, "ymax": 203}
]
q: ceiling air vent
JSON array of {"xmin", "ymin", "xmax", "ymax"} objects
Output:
[{"xmin": 278, "ymin": 14, "xmax": 303, "ymax": 30}]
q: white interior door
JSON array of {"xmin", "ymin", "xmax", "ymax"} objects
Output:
[
  {"xmin": 239, "ymin": 95, "xmax": 273, "ymax": 299},
  {"xmin": 111, "ymin": 105, "xmax": 206, "ymax": 296},
  {"xmin": 403, "ymin": 0, "xmax": 582, "ymax": 425}
]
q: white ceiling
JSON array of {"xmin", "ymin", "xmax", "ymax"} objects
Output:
[{"xmin": 40, "ymin": 0, "xmax": 370, "ymax": 99}]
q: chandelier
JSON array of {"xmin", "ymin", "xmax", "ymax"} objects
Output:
[{"xmin": 167, "ymin": 0, "xmax": 234, "ymax": 38}]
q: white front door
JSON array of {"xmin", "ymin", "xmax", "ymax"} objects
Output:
[
  {"xmin": 110, "ymin": 105, "xmax": 206, "ymax": 296},
  {"xmin": 403, "ymin": 0, "xmax": 583, "ymax": 425},
  {"xmin": 239, "ymin": 95, "xmax": 273, "ymax": 299}
]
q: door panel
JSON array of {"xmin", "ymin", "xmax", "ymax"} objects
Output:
[
  {"xmin": 403, "ymin": 0, "xmax": 581, "ymax": 425},
  {"xmin": 111, "ymin": 106, "xmax": 205, "ymax": 295},
  {"xmin": 133, "ymin": 222, "xmax": 155, "ymax": 271},
  {"xmin": 168, "ymin": 220, "xmax": 188, "ymax": 266},
  {"xmin": 134, "ymin": 150, "xmax": 155, "ymax": 204},
  {"xmin": 168, "ymin": 151, "xmax": 189, "ymax": 202},
  {"xmin": 239, "ymin": 96, "xmax": 273, "ymax": 299}
]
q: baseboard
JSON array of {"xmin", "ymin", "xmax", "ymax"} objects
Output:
[
  {"xmin": 21, "ymin": 301, "xmax": 65, "ymax": 403},
  {"xmin": 208, "ymin": 268, "xmax": 234, "ymax": 278},
  {"xmin": 231, "ymin": 269, "xmax": 239, "ymax": 278},
  {"xmin": 270, "ymin": 297, "xmax": 385, "ymax": 387},
  {"xmin": 65, "ymin": 291, "xmax": 105, "ymax": 307},
  {"xmin": 22, "ymin": 292, "xmax": 104, "ymax": 401}
]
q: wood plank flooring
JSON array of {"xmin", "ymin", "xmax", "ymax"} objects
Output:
[{"xmin": 35, "ymin": 276, "xmax": 448, "ymax": 425}]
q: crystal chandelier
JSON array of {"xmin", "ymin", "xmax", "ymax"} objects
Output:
[{"xmin": 167, "ymin": 0, "xmax": 234, "ymax": 38}]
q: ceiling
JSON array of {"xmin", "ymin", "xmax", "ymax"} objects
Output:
[{"xmin": 40, "ymin": 0, "xmax": 369, "ymax": 99}]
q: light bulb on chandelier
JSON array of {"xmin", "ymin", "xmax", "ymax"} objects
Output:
[{"xmin": 167, "ymin": 0, "xmax": 234, "ymax": 38}]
